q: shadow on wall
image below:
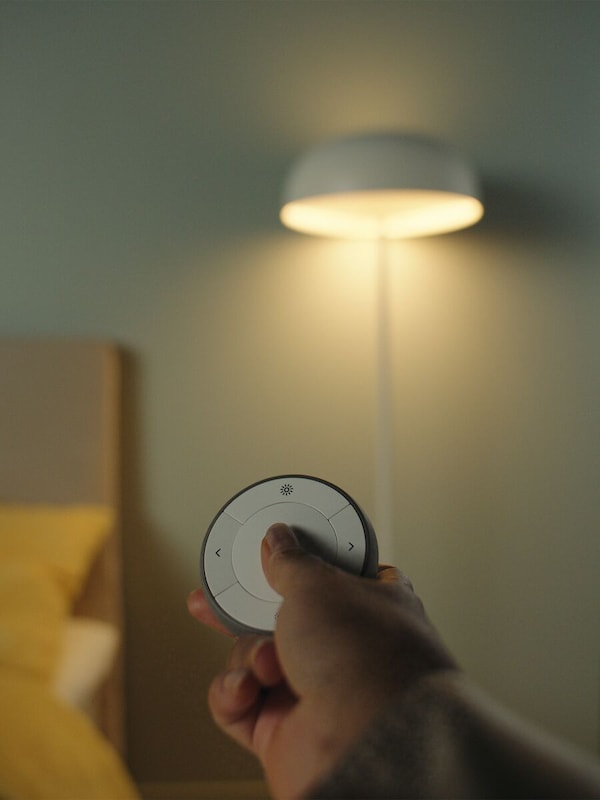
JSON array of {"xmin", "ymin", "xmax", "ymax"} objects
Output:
[
  {"xmin": 118, "ymin": 350, "xmax": 260, "ymax": 781},
  {"xmin": 477, "ymin": 176, "xmax": 596, "ymax": 246}
]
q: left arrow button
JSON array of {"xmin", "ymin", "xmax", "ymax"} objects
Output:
[{"xmin": 203, "ymin": 513, "xmax": 239, "ymax": 595}]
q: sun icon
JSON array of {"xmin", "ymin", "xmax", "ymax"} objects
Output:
[{"xmin": 280, "ymin": 483, "xmax": 294, "ymax": 496}]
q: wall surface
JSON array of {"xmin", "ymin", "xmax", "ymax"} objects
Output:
[{"xmin": 1, "ymin": 0, "xmax": 598, "ymax": 785}]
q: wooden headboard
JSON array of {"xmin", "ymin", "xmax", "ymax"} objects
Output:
[{"xmin": 0, "ymin": 338, "xmax": 125, "ymax": 753}]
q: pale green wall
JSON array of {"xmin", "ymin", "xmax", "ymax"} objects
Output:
[{"xmin": 1, "ymin": 0, "xmax": 598, "ymax": 784}]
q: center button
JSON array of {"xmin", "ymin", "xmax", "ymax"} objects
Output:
[{"xmin": 231, "ymin": 502, "xmax": 338, "ymax": 602}]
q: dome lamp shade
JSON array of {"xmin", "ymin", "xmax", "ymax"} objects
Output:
[{"xmin": 280, "ymin": 132, "xmax": 484, "ymax": 240}]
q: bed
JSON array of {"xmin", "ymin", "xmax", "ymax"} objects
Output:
[{"xmin": 0, "ymin": 338, "xmax": 138, "ymax": 799}]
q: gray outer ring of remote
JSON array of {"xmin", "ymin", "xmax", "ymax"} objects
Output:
[{"xmin": 200, "ymin": 474, "xmax": 379, "ymax": 636}]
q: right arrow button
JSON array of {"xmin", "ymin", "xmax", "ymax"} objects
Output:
[{"xmin": 329, "ymin": 505, "xmax": 366, "ymax": 574}]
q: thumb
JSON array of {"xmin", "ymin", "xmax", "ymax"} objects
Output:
[{"xmin": 261, "ymin": 523, "xmax": 330, "ymax": 596}]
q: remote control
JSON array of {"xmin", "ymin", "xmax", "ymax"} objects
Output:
[{"xmin": 200, "ymin": 475, "xmax": 378, "ymax": 635}]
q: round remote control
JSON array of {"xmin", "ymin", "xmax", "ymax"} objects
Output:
[{"xmin": 200, "ymin": 475, "xmax": 378, "ymax": 635}]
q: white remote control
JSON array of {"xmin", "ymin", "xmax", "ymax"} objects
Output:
[{"xmin": 200, "ymin": 475, "xmax": 378, "ymax": 635}]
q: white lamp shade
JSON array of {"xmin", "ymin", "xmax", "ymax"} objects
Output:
[{"xmin": 280, "ymin": 132, "xmax": 484, "ymax": 239}]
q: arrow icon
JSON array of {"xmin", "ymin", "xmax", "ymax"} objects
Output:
[
  {"xmin": 348, "ymin": 542, "xmax": 354, "ymax": 551},
  {"xmin": 215, "ymin": 548, "xmax": 221, "ymax": 558}
]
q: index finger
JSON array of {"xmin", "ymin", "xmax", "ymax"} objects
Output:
[{"xmin": 187, "ymin": 587, "xmax": 236, "ymax": 638}]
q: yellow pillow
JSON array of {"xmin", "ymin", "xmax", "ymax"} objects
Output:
[
  {"xmin": 0, "ymin": 504, "xmax": 113, "ymax": 604},
  {"xmin": 0, "ymin": 561, "xmax": 67, "ymax": 681},
  {"xmin": 0, "ymin": 670, "xmax": 139, "ymax": 799}
]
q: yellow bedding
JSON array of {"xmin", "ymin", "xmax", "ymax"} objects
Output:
[
  {"xmin": 0, "ymin": 504, "xmax": 112, "ymax": 683},
  {"xmin": 0, "ymin": 561, "xmax": 66, "ymax": 681},
  {"xmin": 0, "ymin": 671, "xmax": 138, "ymax": 800},
  {"xmin": 0, "ymin": 504, "xmax": 139, "ymax": 799},
  {"xmin": 0, "ymin": 505, "xmax": 113, "ymax": 603}
]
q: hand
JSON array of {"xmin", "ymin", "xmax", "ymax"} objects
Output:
[{"xmin": 187, "ymin": 523, "xmax": 457, "ymax": 799}]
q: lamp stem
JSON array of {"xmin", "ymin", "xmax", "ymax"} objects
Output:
[{"xmin": 375, "ymin": 236, "xmax": 394, "ymax": 562}]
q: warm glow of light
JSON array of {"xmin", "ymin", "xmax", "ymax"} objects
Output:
[{"xmin": 280, "ymin": 189, "xmax": 484, "ymax": 240}]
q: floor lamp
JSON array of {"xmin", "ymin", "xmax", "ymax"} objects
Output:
[{"xmin": 279, "ymin": 132, "xmax": 484, "ymax": 560}]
